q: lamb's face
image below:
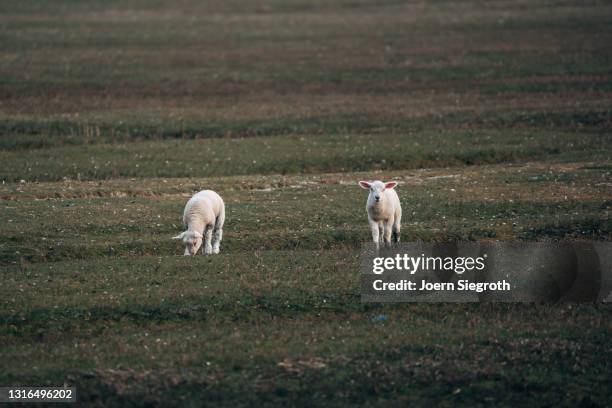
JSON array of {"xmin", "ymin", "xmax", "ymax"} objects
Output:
[
  {"xmin": 359, "ymin": 180, "xmax": 398, "ymax": 206},
  {"xmin": 369, "ymin": 181, "xmax": 386, "ymax": 203},
  {"xmin": 173, "ymin": 230, "xmax": 203, "ymax": 256},
  {"xmin": 183, "ymin": 233, "xmax": 203, "ymax": 256}
]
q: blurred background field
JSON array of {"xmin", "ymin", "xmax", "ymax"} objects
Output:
[{"xmin": 1, "ymin": 0, "xmax": 611, "ymax": 406}]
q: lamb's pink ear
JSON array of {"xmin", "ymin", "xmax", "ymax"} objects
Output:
[
  {"xmin": 359, "ymin": 181, "xmax": 371, "ymax": 189},
  {"xmin": 384, "ymin": 181, "xmax": 398, "ymax": 190},
  {"xmin": 172, "ymin": 232, "xmax": 185, "ymax": 240}
]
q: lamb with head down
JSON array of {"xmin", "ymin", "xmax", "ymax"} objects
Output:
[{"xmin": 173, "ymin": 190, "xmax": 225, "ymax": 256}]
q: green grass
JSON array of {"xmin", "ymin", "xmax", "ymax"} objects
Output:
[
  {"xmin": 1, "ymin": 162, "xmax": 611, "ymax": 406},
  {"xmin": 1, "ymin": 0, "xmax": 612, "ymax": 406},
  {"xmin": 1, "ymin": 165, "xmax": 611, "ymax": 265},
  {"xmin": 1, "ymin": 254, "xmax": 611, "ymax": 406},
  {"xmin": 1, "ymin": 110, "xmax": 611, "ymax": 150},
  {"xmin": 1, "ymin": 130, "xmax": 610, "ymax": 182}
]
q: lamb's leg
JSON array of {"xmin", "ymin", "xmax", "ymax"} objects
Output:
[
  {"xmin": 212, "ymin": 213, "xmax": 224, "ymax": 254},
  {"xmin": 212, "ymin": 227, "xmax": 222, "ymax": 254},
  {"xmin": 203, "ymin": 225, "xmax": 213, "ymax": 255},
  {"xmin": 383, "ymin": 219, "xmax": 393, "ymax": 246},
  {"xmin": 369, "ymin": 219, "xmax": 380, "ymax": 250},
  {"xmin": 392, "ymin": 218, "xmax": 401, "ymax": 244}
]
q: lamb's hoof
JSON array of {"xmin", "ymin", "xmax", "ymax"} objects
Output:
[{"xmin": 212, "ymin": 247, "xmax": 220, "ymax": 254}]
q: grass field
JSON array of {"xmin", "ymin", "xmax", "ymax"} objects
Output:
[{"xmin": 1, "ymin": 0, "xmax": 611, "ymax": 406}]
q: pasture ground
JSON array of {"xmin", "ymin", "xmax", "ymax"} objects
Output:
[{"xmin": 1, "ymin": 0, "xmax": 611, "ymax": 406}]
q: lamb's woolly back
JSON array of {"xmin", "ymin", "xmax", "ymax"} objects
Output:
[{"xmin": 183, "ymin": 190, "xmax": 225, "ymax": 228}]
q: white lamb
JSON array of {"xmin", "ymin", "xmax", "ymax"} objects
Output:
[
  {"xmin": 173, "ymin": 190, "xmax": 225, "ymax": 256},
  {"xmin": 358, "ymin": 180, "xmax": 401, "ymax": 249}
]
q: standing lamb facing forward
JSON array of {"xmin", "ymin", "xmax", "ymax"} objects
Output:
[
  {"xmin": 173, "ymin": 190, "xmax": 225, "ymax": 256},
  {"xmin": 359, "ymin": 180, "xmax": 401, "ymax": 249}
]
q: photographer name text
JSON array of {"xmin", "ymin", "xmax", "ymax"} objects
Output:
[{"xmin": 372, "ymin": 279, "xmax": 511, "ymax": 292}]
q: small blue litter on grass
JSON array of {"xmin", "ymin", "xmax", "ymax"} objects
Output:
[{"xmin": 372, "ymin": 314, "xmax": 388, "ymax": 322}]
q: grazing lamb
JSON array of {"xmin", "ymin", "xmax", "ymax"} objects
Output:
[
  {"xmin": 173, "ymin": 190, "xmax": 225, "ymax": 256},
  {"xmin": 358, "ymin": 180, "xmax": 401, "ymax": 249}
]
